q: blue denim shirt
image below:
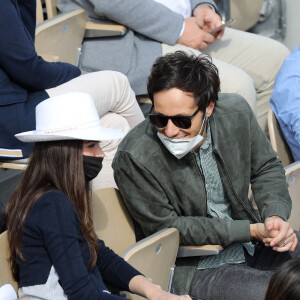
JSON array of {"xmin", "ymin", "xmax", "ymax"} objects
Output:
[{"xmin": 270, "ymin": 46, "xmax": 300, "ymax": 161}]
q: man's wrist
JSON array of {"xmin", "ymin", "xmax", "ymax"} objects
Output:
[
  {"xmin": 269, "ymin": 215, "xmax": 284, "ymax": 220},
  {"xmin": 193, "ymin": 3, "xmax": 215, "ymax": 16},
  {"xmin": 250, "ymin": 223, "xmax": 258, "ymax": 239},
  {"xmin": 203, "ymin": 3, "xmax": 215, "ymax": 12}
]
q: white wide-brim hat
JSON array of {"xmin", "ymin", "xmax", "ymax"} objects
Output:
[{"xmin": 15, "ymin": 92, "xmax": 124, "ymax": 142}]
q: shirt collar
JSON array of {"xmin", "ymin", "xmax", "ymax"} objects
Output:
[{"xmin": 200, "ymin": 123, "xmax": 211, "ymax": 150}]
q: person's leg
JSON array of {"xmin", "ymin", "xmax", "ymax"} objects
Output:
[
  {"xmin": 203, "ymin": 28, "xmax": 290, "ymax": 133},
  {"xmin": 46, "ymin": 71, "xmax": 144, "ymax": 188},
  {"xmin": 190, "ymin": 263, "xmax": 273, "ymax": 300},
  {"xmin": 189, "ymin": 232, "xmax": 300, "ymax": 300},
  {"xmin": 162, "ymin": 43, "xmax": 257, "ymax": 114},
  {"xmin": 92, "ymin": 112, "xmax": 131, "ymax": 190},
  {"xmin": 46, "ymin": 71, "xmax": 144, "ymax": 127}
]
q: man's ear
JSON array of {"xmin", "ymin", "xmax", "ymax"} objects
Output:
[{"xmin": 206, "ymin": 101, "xmax": 215, "ymax": 117}]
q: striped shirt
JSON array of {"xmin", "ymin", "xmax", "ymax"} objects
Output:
[{"xmin": 193, "ymin": 124, "xmax": 254, "ymax": 269}]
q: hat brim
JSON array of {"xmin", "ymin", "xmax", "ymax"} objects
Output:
[{"xmin": 15, "ymin": 126, "xmax": 124, "ymax": 143}]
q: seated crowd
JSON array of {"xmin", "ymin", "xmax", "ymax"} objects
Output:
[{"xmin": 0, "ymin": 0, "xmax": 299, "ymax": 299}]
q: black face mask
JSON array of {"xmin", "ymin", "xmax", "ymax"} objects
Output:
[{"xmin": 83, "ymin": 155, "xmax": 104, "ymax": 182}]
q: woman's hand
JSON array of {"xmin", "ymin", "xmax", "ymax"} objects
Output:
[{"xmin": 129, "ymin": 275, "xmax": 192, "ymax": 300}]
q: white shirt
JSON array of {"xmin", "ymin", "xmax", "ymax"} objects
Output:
[
  {"xmin": 153, "ymin": 1, "xmax": 215, "ymax": 38},
  {"xmin": 154, "ymin": 0, "xmax": 192, "ymax": 18}
]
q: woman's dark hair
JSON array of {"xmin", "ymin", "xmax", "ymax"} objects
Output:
[
  {"xmin": 5, "ymin": 140, "xmax": 98, "ymax": 281},
  {"xmin": 147, "ymin": 51, "xmax": 220, "ymax": 111},
  {"xmin": 265, "ymin": 259, "xmax": 300, "ymax": 300}
]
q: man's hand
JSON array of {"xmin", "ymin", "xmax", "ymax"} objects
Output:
[
  {"xmin": 193, "ymin": 4, "xmax": 224, "ymax": 40},
  {"xmin": 250, "ymin": 216, "xmax": 298, "ymax": 252},
  {"xmin": 177, "ymin": 17, "xmax": 215, "ymax": 50}
]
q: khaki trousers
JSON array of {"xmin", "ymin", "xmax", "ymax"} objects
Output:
[{"xmin": 46, "ymin": 71, "xmax": 144, "ymax": 189}]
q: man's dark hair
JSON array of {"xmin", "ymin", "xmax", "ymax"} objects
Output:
[{"xmin": 147, "ymin": 51, "xmax": 220, "ymax": 111}]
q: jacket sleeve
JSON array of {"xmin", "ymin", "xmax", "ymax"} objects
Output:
[
  {"xmin": 248, "ymin": 105, "xmax": 292, "ymax": 221},
  {"xmin": 96, "ymin": 240, "xmax": 142, "ymax": 291},
  {"xmin": 190, "ymin": 0, "xmax": 219, "ymax": 13},
  {"xmin": 88, "ymin": 0, "xmax": 219, "ymax": 45},
  {"xmin": 0, "ymin": 0, "xmax": 80, "ymax": 92},
  {"xmin": 89, "ymin": 0, "xmax": 183, "ymax": 45},
  {"xmin": 113, "ymin": 152, "xmax": 251, "ymax": 248}
]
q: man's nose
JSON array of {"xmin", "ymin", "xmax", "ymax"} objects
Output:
[{"xmin": 164, "ymin": 119, "xmax": 180, "ymax": 138}]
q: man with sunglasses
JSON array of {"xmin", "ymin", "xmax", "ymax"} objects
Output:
[{"xmin": 113, "ymin": 51, "xmax": 299, "ymax": 300}]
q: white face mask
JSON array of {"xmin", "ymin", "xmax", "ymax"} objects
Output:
[{"xmin": 157, "ymin": 114, "xmax": 207, "ymax": 159}]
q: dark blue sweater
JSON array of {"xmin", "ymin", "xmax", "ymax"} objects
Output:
[
  {"xmin": 0, "ymin": 0, "xmax": 80, "ymax": 159},
  {"xmin": 18, "ymin": 190, "xmax": 141, "ymax": 299}
]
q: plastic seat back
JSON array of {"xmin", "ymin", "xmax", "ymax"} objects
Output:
[
  {"xmin": 91, "ymin": 188, "xmax": 136, "ymax": 256},
  {"xmin": 35, "ymin": 9, "xmax": 86, "ymax": 65},
  {"xmin": 122, "ymin": 228, "xmax": 179, "ymax": 299},
  {"xmin": 91, "ymin": 188, "xmax": 180, "ymax": 298},
  {"xmin": 0, "ymin": 232, "xmax": 18, "ymax": 295},
  {"xmin": 285, "ymin": 162, "xmax": 300, "ymax": 231},
  {"xmin": 268, "ymin": 109, "xmax": 294, "ymax": 167}
]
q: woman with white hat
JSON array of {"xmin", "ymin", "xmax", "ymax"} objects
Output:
[
  {"xmin": 0, "ymin": 0, "xmax": 144, "ymax": 190},
  {"xmin": 5, "ymin": 92, "xmax": 189, "ymax": 300}
]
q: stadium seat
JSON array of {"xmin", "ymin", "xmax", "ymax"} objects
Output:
[
  {"xmin": 35, "ymin": 6, "xmax": 86, "ymax": 65},
  {"xmin": 268, "ymin": 109, "xmax": 294, "ymax": 167},
  {"xmin": 0, "ymin": 159, "xmax": 27, "ymax": 171},
  {"xmin": 285, "ymin": 161, "xmax": 300, "ymax": 231},
  {"xmin": 39, "ymin": 0, "xmax": 127, "ymax": 38},
  {"xmin": 0, "ymin": 232, "xmax": 30, "ymax": 300},
  {"xmin": 91, "ymin": 188, "xmax": 222, "ymax": 298},
  {"xmin": 230, "ymin": 0, "xmax": 264, "ymax": 31}
]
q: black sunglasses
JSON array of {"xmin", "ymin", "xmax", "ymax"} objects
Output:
[{"xmin": 148, "ymin": 107, "xmax": 201, "ymax": 129}]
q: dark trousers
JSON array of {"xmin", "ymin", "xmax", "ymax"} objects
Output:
[{"xmin": 188, "ymin": 232, "xmax": 300, "ymax": 300}]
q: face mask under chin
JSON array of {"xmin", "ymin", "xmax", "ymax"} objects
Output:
[{"xmin": 157, "ymin": 113, "xmax": 207, "ymax": 159}]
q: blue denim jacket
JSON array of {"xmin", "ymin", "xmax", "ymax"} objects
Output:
[{"xmin": 270, "ymin": 46, "xmax": 300, "ymax": 161}]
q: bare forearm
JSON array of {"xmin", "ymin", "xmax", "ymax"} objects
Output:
[
  {"xmin": 129, "ymin": 275, "xmax": 161, "ymax": 298},
  {"xmin": 128, "ymin": 275, "xmax": 190, "ymax": 300}
]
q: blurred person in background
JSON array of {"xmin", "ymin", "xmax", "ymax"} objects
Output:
[
  {"xmin": 0, "ymin": 0, "xmax": 144, "ymax": 190},
  {"xmin": 58, "ymin": 0, "xmax": 290, "ymax": 133}
]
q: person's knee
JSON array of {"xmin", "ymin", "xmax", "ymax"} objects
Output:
[
  {"xmin": 255, "ymin": 39, "xmax": 290, "ymax": 86},
  {"xmin": 100, "ymin": 112, "xmax": 130, "ymax": 159},
  {"xmin": 269, "ymin": 40, "xmax": 290, "ymax": 65},
  {"xmin": 99, "ymin": 70, "xmax": 129, "ymax": 87},
  {"xmin": 219, "ymin": 66, "xmax": 256, "ymax": 113},
  {"xmin": 100, "ymin": 112, "xmax": 130, "ymax": 134}
]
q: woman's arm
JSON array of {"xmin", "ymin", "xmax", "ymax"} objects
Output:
[
  {"xmin": 32, "ymin": 191, "xmax": 189, "ymax": 299},
  {"xmin": 32, "ymin": 191, "xmax": 123, "ymax": 299},
  {"xmin": 129, "ymin": 275, "xmax": 191, "ymax": 300}
]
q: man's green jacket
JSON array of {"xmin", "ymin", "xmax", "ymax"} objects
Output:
[{"xmin": 112, "ymin": 93, "xmax": 291, "ymax": 247}]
